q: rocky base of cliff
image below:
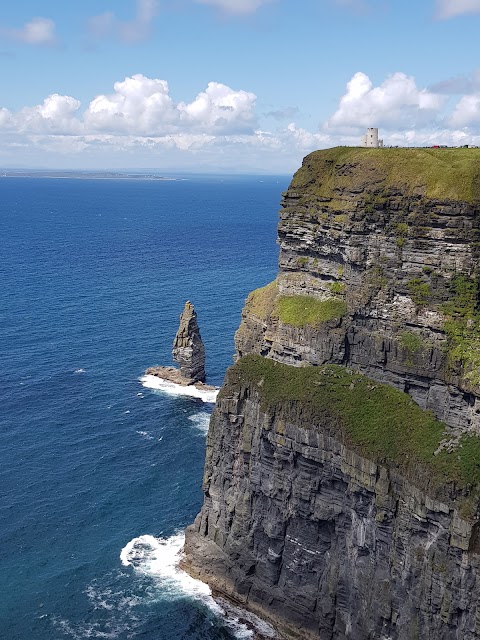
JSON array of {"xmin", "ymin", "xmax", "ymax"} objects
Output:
[{"xmin": 144, "ymin": 366, "xmax": 217, "ymax": 392}]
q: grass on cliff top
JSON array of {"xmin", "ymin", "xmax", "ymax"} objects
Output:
[
  {"xmin": 227, "ymin": 355, "xmax": 480, "ymax": 490},
  {"xmin": 290, "ymin": 147, "xmax": 480, "ymax": 203},
  {"xmin": 245, "ymin": 281, "xmax": 347, "ymax": 327}
]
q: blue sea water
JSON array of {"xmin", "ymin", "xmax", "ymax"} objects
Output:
[{"xmin": 0, "ymin": 175, "xmax": 289, "ymax": 640}]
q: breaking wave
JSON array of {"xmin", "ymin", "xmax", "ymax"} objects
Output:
[
  {"xmin": 140, "ymin": 375, "xmax": 219, "ymax": 403},
  {"xmin": 188, "ymin": 412, "xmax": 211, "ymax": 435},
  {"xmin": 120, "ymin": 533, "xmax": 277, "ymax": 639}
]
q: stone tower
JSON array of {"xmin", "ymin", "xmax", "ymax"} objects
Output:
[
  {"xmin": 361, "ymin": 127, "xmax": 384, "ymax": 148},
  {"xmin": 172, "ymin": 301, "xmax": 206, "ymax": 384}
]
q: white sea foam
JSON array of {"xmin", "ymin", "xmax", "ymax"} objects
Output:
[
  {"xmin": 136, "ymin": 430, "xmax": 154, "ymax": 441},
  {"xmin": 120, "ymin": 533, "xmax": 211, "ymax": 599},
  {"xmin": 188, "ymin": 412, "xmax": 211, "ymax": 435},
  {"xmin": 140, "ymin": 375, "xmax": 219, "ymax": 404},
  {"xmin": 120, "ymin": 532, "xmax": 277, "ymax": 638}
]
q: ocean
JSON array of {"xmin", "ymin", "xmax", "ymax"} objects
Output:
[{"xmin": 0, "ymin": 174, "xmax": 290, "ymax": 640}]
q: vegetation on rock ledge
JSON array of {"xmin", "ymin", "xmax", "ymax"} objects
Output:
[
  {"xmin": 244, "ymin": 281, "xmax": 347, "ymax": 327},
  {"xmin": 277, "ymin": 295, "xmax": 347, "ymax": 326},
  {"xmin": 442, "ymin": 274, "xmax": 480, "ymax": 386},
  {"xmin": 226, "ymin": 355, "xmax": 480, "ymax": 490}
]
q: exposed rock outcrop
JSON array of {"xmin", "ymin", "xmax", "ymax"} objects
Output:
[
  {"xmin": 235, "ymin": 148, "xmax": 480, "ymax": 438},
  {"xmin": 145, "ymin": 301, "xmax": 211, "ymax": 390},
  {"xmin": 184, "ymin": 148, "xmax": 480, "ymax": 639},
  {"xmin": 185, "ymin": 358, "xmax": 480, "ymax": 640},
  {"xmin": 173, "ymin": 301, "xmax": 206, "ymax": 384}
]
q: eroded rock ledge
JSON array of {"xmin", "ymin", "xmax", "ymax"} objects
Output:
[
  {"xmin": 235, "ymin": 148, "xmax": 480, "ymax": 438},
  {"xmin": 184, "ymin": 357, "xmax": 480, "ymax": 640}
]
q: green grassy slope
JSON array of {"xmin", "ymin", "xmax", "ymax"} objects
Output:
[
  {"xmin": 226, "ymin": 355, "xmax": 480, "ymax": 494},
  {"xmin": 290, "ymin": 147, "xmax": 480, "ymax": 203}
]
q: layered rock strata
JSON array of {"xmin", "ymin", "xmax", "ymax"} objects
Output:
[
  {"xmin": 146, "ymin": 301, "xmax": 211, "ymax": 389},
  {"xmin": 184, "ymin": 148, "xmax": 480, "ymax": 639},
  {"xmin": 235, "ymin": 148, "xmax": 480, "ymax": 437},
  {"xmin": 173, "ymin": 301, "xmax": 206, "ymax": 384},
  {"xmin": 185, "ymin": 357, "xmax": 480, "ymax": 640}
]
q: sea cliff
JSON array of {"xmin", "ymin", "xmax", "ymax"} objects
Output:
[{"xmin": 184, "ymin": 147, "xmax": 480, "ymax": 639}]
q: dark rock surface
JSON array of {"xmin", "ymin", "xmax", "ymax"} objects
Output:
[
  {"xmin": 172, "ymin": 301, "xmax": 206, "ymax": 384},
  {"xmin": 185, "ymin": 374, "xmax": 480, "ymax": 640},
  {"xmin": 235, "ymin": 157, "xmax": 480, "ymax": 437},
  {"xmin": 183, "ymin": 149, "xmax": 480, "ymax": 639}
]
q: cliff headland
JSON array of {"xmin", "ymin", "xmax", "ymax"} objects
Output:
[{"xmin": 184, "ymin": 147, "xmax": 480, "ymax": 639}]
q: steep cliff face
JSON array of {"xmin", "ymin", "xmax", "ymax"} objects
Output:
[
  {"xmin": 184, "ymin": 148, "xmax": 480, "ymax": 639},
  {"xmin": 185, "ymin": 357, "xmax": 480, "ymax": 640},
  {"xmin": 235, "ymin": 148, "xmax": 480, "ymax": 436}
]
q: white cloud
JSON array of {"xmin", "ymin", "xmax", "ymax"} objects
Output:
[
  {"xmin": 89, "ymin": 0, "xmax": 158, "ymax": 43},
  {"xmin": 449, "ymin": 94, "xmax": 480, "ymax": 127},
  {"xmin": 436, "ymin": 0, "xmax": 480, "ymax": 19},
  {"xmin": 264, "ymin": 106, "xmax": 299, "ymax": 120},
  {"xmin": 193, "ymin": 0, "xmax": 274, "ymax": 15},
  {"xmin": 4, "ymin": 70, "xmax": 480, "ymax": 172},
  {"xmin": 0, "ymin": 108, "xmax": 12, "ymax": 127},
  {"xmin": 0, "ymin": 74, "xmax": 257, "ymax": 138},
  {"xmin": 178, "ymin": 82, "xmax": 257, "ymax": 133},
  {"xmin": 0, "ymin": 95, "xmax": 82, "ymax": 135},
  {"xmin": 18, "ymin": 95, "xmax": 82, "ymax": 134},
  {"xmin": 84, "ymin": 75, "xmax": 176, "ymax": 134},
  {"xmin": 326, "ymin": 72, "xmax": 444, "ymax": 131},
  {"xmin": 82, "ymin": 74, "xmax": 257, "ymax": 135},
  {"xmin": 4, "ymin": 17, "xmax": 58, "ymax": 47}
]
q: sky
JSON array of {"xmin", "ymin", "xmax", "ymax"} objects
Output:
[{"xmin": 1, "ymin": 0, "xmax": 480, "ymax": 172}]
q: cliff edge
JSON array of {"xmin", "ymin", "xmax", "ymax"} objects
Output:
[
  {"xmin": 184, "ymin": 148, "xmax": 480, "ymax": 639},
  {"xmin": 236, "ymin": 147, "xmax": 480, "ymax": 438}
]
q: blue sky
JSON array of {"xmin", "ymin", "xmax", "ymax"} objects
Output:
[{"xmin": 1, "ymin": 0, "xmax": 480, "ymax": 172}]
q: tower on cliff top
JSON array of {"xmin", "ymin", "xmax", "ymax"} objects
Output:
[{"xmin": 361, "ymin": 128, "xmax": 384, "ymax": 148}]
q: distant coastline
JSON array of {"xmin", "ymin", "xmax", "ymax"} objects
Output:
[{"xmin": 0, "ymin": 170, "xmax": 181, "ymax": 181}]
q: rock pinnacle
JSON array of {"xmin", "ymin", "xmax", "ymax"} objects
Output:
[{"xmin": 172, "ymin": 301, "xmax": 206, "ymax": 384}]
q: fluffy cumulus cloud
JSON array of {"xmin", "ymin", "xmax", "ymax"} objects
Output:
[
  {"xmin": 4, "ymin": 70, "xmax": 480, "ymax": 172},
  {"xmin": 19, "ymin": 95, "xmax": 82, "ymax": 133},
  {"xmin": 178, "ymin": 82, "xmax": 257, "ymax": 133},
  {"xmin": 193, "ymin": 0, "xmax": 274, "ymax": 15},
  {"xmin": 84, "ymin": 75, "xmax": 175, "ymax": 134},
  {"xmin": 0, "ymin": 74, "xmax": 257, "ymax": 141},
  {"xmin": 449, "ymin": 95, "xmax": 480, "ymax": 127},
  {"xmin": 82, "ymin": 74, "xmax": 257, "ymax": 135},
  {"xmin": 3, "ymin": 17, "xmax": 58, "ymax": 46},
  {"xmin": 0, "ymin": 95, "xmax": 82, "ymax": 134},
  {"xmin": 89, "ymin": 0, "xmax": 158, "ymax": 43},
  {"xmin": 436, "ymin": 0, "xmax": 480, "ymax": 19},
  {"xmin": 326, "ymin": 72, "xmax": 444, "ymax": 131}
]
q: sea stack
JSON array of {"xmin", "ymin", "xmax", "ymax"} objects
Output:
[
  {"xmin": 172, "ymin": 301, "xmax": 206, "ymax": 384},
  {"xmin": 145, "ymin": 301, "xmax": 215, "ymax": 391}
]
